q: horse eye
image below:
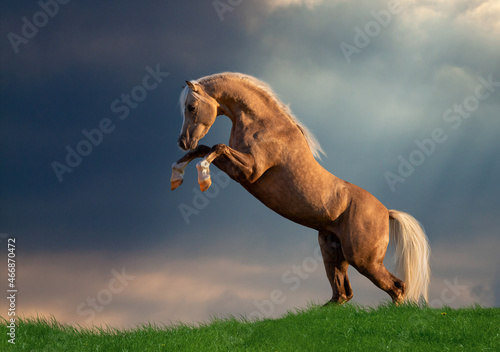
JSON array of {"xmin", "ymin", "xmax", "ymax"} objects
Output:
[{"xmin": 187, "ymin": 104, "xmax": 195, "ymax": 113}]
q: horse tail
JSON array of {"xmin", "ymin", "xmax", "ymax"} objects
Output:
[{"xmin": 389, "ymin": 209, "xmax": 431, "ymax": 304}]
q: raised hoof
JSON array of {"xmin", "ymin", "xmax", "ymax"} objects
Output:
[
  {"xmin": 199, "ymin": 178, "xmax": 212, "ymax": 192},
  {"xmin": 171, "ymin": 179, "xmax": 183, "ymax": 191}
]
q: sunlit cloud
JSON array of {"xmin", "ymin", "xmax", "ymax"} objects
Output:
[{"xmin": 16, "ymin": 234, "xmax": 497, "ymax": 328}]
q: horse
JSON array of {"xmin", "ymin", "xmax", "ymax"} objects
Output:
[{"xmin": 170, "ymin": 72, "xmax": 430, "ymax": 305}]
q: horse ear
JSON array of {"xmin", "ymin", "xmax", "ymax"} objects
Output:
[{"xmin": 185, "ymin": 81, "xmax": 198, "ymax": 92}]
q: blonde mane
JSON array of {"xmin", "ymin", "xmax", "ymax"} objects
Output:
[{"xmin": 179, "ymin": 72, "xmax": 326, "ymax": 160}]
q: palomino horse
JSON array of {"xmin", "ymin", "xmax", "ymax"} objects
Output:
[{"xmin": 171, "ymin": 72, "xmax": 430, "ymax": 304}]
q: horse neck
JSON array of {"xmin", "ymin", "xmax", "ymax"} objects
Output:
[{"xmin": 200, "ymin": 77, "xmax": 287, "ymax": 126}]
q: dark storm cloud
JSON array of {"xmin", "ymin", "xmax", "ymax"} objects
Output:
[
  {"xmin": 1, "ymin": 1, "xmax": 249, "ymax": 76},
  {"xmin": 0, "ymin": 0, "xmax": 263, "ymax": 252}
]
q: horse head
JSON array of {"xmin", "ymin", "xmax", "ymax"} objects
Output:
[{"xmin": 177, "ymin": 81, "xmax": 219, "ymax": 151}]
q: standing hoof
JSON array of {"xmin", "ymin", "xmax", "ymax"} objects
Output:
[
  {"xmin": 323, "ymin": 294, "xmax": 352, "ymax": 307},
  {"xmin": 199, "ymin": 178, "xmax": 212, "ymax": 192},
  {"xmin": 171, "ymin": 179, "xmax": 183, "ymax": 191},
  {"xmin": 323, "ymin": 300, "xmax": 344, "ymax": 308},
  {"xmin": 392, "ymin": 297, "xmax": 405, "ymax": 306}
]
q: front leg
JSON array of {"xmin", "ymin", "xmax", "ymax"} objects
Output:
[
  {"xmin": 195, "ymin": 144, "xmax": 261, "ymax": 192},
  {"xmin": 170, "ymin": 145, "xmax": 211, "ymax": 190}
]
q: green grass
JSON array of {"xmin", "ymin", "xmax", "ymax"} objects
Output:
[{"xmin": 1, "ymin": 303, "xmax": 499, "ymax": 351}]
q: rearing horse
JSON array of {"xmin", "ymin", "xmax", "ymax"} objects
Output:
[{"xmin": 171, "ymin": 72, "xmax": 430, "ymax": 305}]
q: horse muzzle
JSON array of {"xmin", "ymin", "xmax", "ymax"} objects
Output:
[{"xmin": 178, "ymin": 137, "xmax": 198, "ymax": 151}]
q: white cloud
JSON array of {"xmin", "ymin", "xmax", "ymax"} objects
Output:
[
  {"xmin": 460, "ymin": 0, "xmax": 500, "ymax": 33},
  {"xmin": 400, "ymin": 0, "xmax": 500, "ymax": 33}
]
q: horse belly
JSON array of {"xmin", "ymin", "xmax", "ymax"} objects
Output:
[{"xmin": 243, "ymin": 166, "xmax": 339, "ymax": 229}]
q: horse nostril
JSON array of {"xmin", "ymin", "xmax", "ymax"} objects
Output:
[{"xmin": 178, "ymin": 138, "xmax": 187, "ymax": 150}]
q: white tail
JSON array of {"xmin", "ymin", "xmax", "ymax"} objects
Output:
[{"xmin": 389, "ymin": 210, "xmax": 431, "ymax": 303}]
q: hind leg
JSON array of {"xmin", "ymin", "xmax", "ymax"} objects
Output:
[
  {"xmin": 342, "ymin": 215, "xmax": 406, "ymax": 304},
  {"xmin": 353, "ymin": 261, "xmax": 405, "ymax": 304},
  {"xmin": 319, "ymin": 232, "xmax": 353, "ymax": 304}
]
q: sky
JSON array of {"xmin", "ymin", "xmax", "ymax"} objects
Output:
[{"xmin": 0, "ymin": 0, "xmax": 499, "ymax": 327}]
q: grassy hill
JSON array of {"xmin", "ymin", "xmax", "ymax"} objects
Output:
[{"xmin": 1, "ymin": 303, "xmax": 499, "ymax": 351}]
